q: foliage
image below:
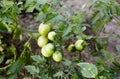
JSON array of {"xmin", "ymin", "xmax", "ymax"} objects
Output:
[{"xmin": 0, "ymin": 0, "xmax": 120, "ymax": 79}]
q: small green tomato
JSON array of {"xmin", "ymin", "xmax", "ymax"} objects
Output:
[
  {"xmin": 48, "ymin": 31, "xmax": 56, "ymax": 41},
  {"xmin": 67, "ymin": 44, "xmax": 76, "ymax": 52},
  {"xmin": 41, "ymin": 43, "xmax": 54, "ymax": 57},
  {"xmin": 75, "ymin": 39, "xmax": 84, "ymax": 51},
  {"xmin": 53, "ymin": 51, "xmax": 62, "ymax": 62},
  {"xmin": 38, "ymin": 23, "xmax": 51, "ymax": 36},
  {"xmin": 37, "ymin": 36, "xmax": 48, "ymax": 47}
]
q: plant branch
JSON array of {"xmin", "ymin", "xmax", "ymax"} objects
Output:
[{"xmin": 105, "ymin": 55, "xmax": 120, "ymax": 64}]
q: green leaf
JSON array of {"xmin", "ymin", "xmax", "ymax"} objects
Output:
[
  {"xmin": 80, "ymin": 4, "xmax": 86, "ymax": 10},
  {"xmin": 77, "ymin": 62, "xmax": 98, "ymax": 78},
  {"xmin": 100, "ymin": 0, "xmax": 109, "ymax": 3},
  {"xmin": 90, "ymin": 11, "xmax": 100, "ymax": 24},
  {"xmin": 116, "ymin": 35, "xmax": 120, "ymax": 39},
  {"xmin": 73, "ymin": 73, "xmax": 79, "ymax": 79},
  {"xmin": 94, "ymin": 57, "xmax": 105, "ymax": 64},
  {"xmin": 116, "ymin": 45, "xmax": 120, "ymax": 54},
  {"xmin": 31, "ymin": 55, "xmax": 45, "ymax": 64},
  {"xmin": 42, "ymin": 4, "xmax": 52, "ymax": 14},
  {"xmin": 62, "ymin": 59, "xmax": 72, "ymax": 67},
  {"xmin": 25, "ymin": 0, "xmax": 34, "ymax": 7},
  {"xmin": 8, "ymin": 74, "xmax": 17, "ymax": 79},
  {"xmin": 116, "ymin": 5, "xmax": 120, "ymax": 15},
  {"xmin": 99, "ymin": 76, "xmax": 107, "ymax": 79},
  {"xmin": 25, "ymin": 65, "xmax": 38, "ymax": 75},
  {"xmin": 40, "ymin": 75, "xmax": 49, "ymax": 79},
  {"xmin": 53, "ymin": 71, "xmax": 63, "ymax": 77},
  {"xmin": 112, "ymin": 60, "xmax": 120, "ymax": 68},
  {"xmin": 74, "ymin": 69, "xmax": 83, "ymax": 79},
  {"xmin": 9, "ymin": 44, "xmax": 17, "ymax": 56},
  {"xmin": 26, "ymin": 1, "xmax": 37, "ymax": 12},
  {"xmin": 2, "ymin": 0, "xmax": 14, "ymax": 7},
  {"xmin": 23, "ymin": 77, "xmax": 32, "ymax": 79},
  {"xmin": 81, "ymin": 26, "xmax": 86, "ymax": 31},
  {"xmin": 0, "ymin": 76, "xmax": 6, "ymax": 79},
  {"xmin": 45, "ymin": 14, "xmax": 63, "ymax": 23},
  {"xmin": 52, "ymin": 0, "xmax": 59, "ymax": 5},
  {"xmin": 0, "ymin": 55, "xmax": 4, "ymax": 64},
  {"xmin": 0, "ymin": 21, "xmax": 8, "ymax": 33},
  {"xmin": 93, "ymin": 20, "xmax": 105, "ymax": 31},
  {"xmin": 7, "ymin": 59, "xmax": 25, "ymax": 75},
  {"xmin": 101, "ymin": 50, "xmax": 111, "ymax": 60},
  {"xmin": 62, "ymin": 25, "xmax": 74, "ymax": 38},
  {"xmin": 35, "ymin": 12, "xmax": 46, "ymax": 22},
  {"xmin": 37, "ymin": 0, "xmax": 48, "ymax": 4},
  {"xmin": 13, "ymin": 27, "xmax": 22, "ymax": 39}
]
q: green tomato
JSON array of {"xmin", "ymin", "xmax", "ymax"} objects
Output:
[
  {"xmin": 41, "ymin": 43, "xmax": 54, "ymax": 57},
  {"xmin": 48, "ymin": 31, "xmax": 56, "ymax": 41},
  {"xmin": 38, "ymin": 23, "xmax": 51, "ymax": 36},
  {"xmin": 67, "ymin": 44, "xmax": 76, "ymax": 52},
  {"xmin": 53, "ymin": 51, "xmax": 62, "ymax": 62},
  {"xmin": 75, "ymin": 39, "xmax": 84, "ymax": 51},
  {"xmin": 37, "ymin": 36, "xmax": 48, "ymax": 47}
]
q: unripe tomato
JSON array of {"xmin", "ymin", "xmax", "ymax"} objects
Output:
[
  {"xmin": 53, "ymin": 51, "xmax": 62, "ymax": 62},
  {"xmin": 41, "ymin": 43, "xmax": 54, "ymax": 57},
  {"xmin": 67, "ymin": 44, "xmax": 76, "ymax": 52},
  {"xmin": 48, "ymin": 31, "xmax": 56, "ymax": 41},
  {"xmin": 37, "ymin": 36, "xmax": 48, "ymax": 47},
  {"xmin": 75, "ymin": 39, "xmax": 84, "ymax": 51},
  {"xmin": 38, "ymin": 23, "xmax": 51, "ymax": 36},
  {"xmin": 0, "ymin": 46, "xmax": 3, "ymax": 52}
]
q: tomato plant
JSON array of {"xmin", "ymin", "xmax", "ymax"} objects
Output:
[{"xmin": 0, "ymin": 0, "xmax": 120, "ymax": 79}]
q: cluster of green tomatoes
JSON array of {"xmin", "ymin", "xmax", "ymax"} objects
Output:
[
  {"xmin": 37, "ymin": 23, "xmax": 62, "ymax": 62},
  {"xmin": 67, "ymin": 39, "xmax": 87, "ymax": 53},
  {"xmin": 37, "ymin": 23, "xmax": 87, "ymax": 62}
]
